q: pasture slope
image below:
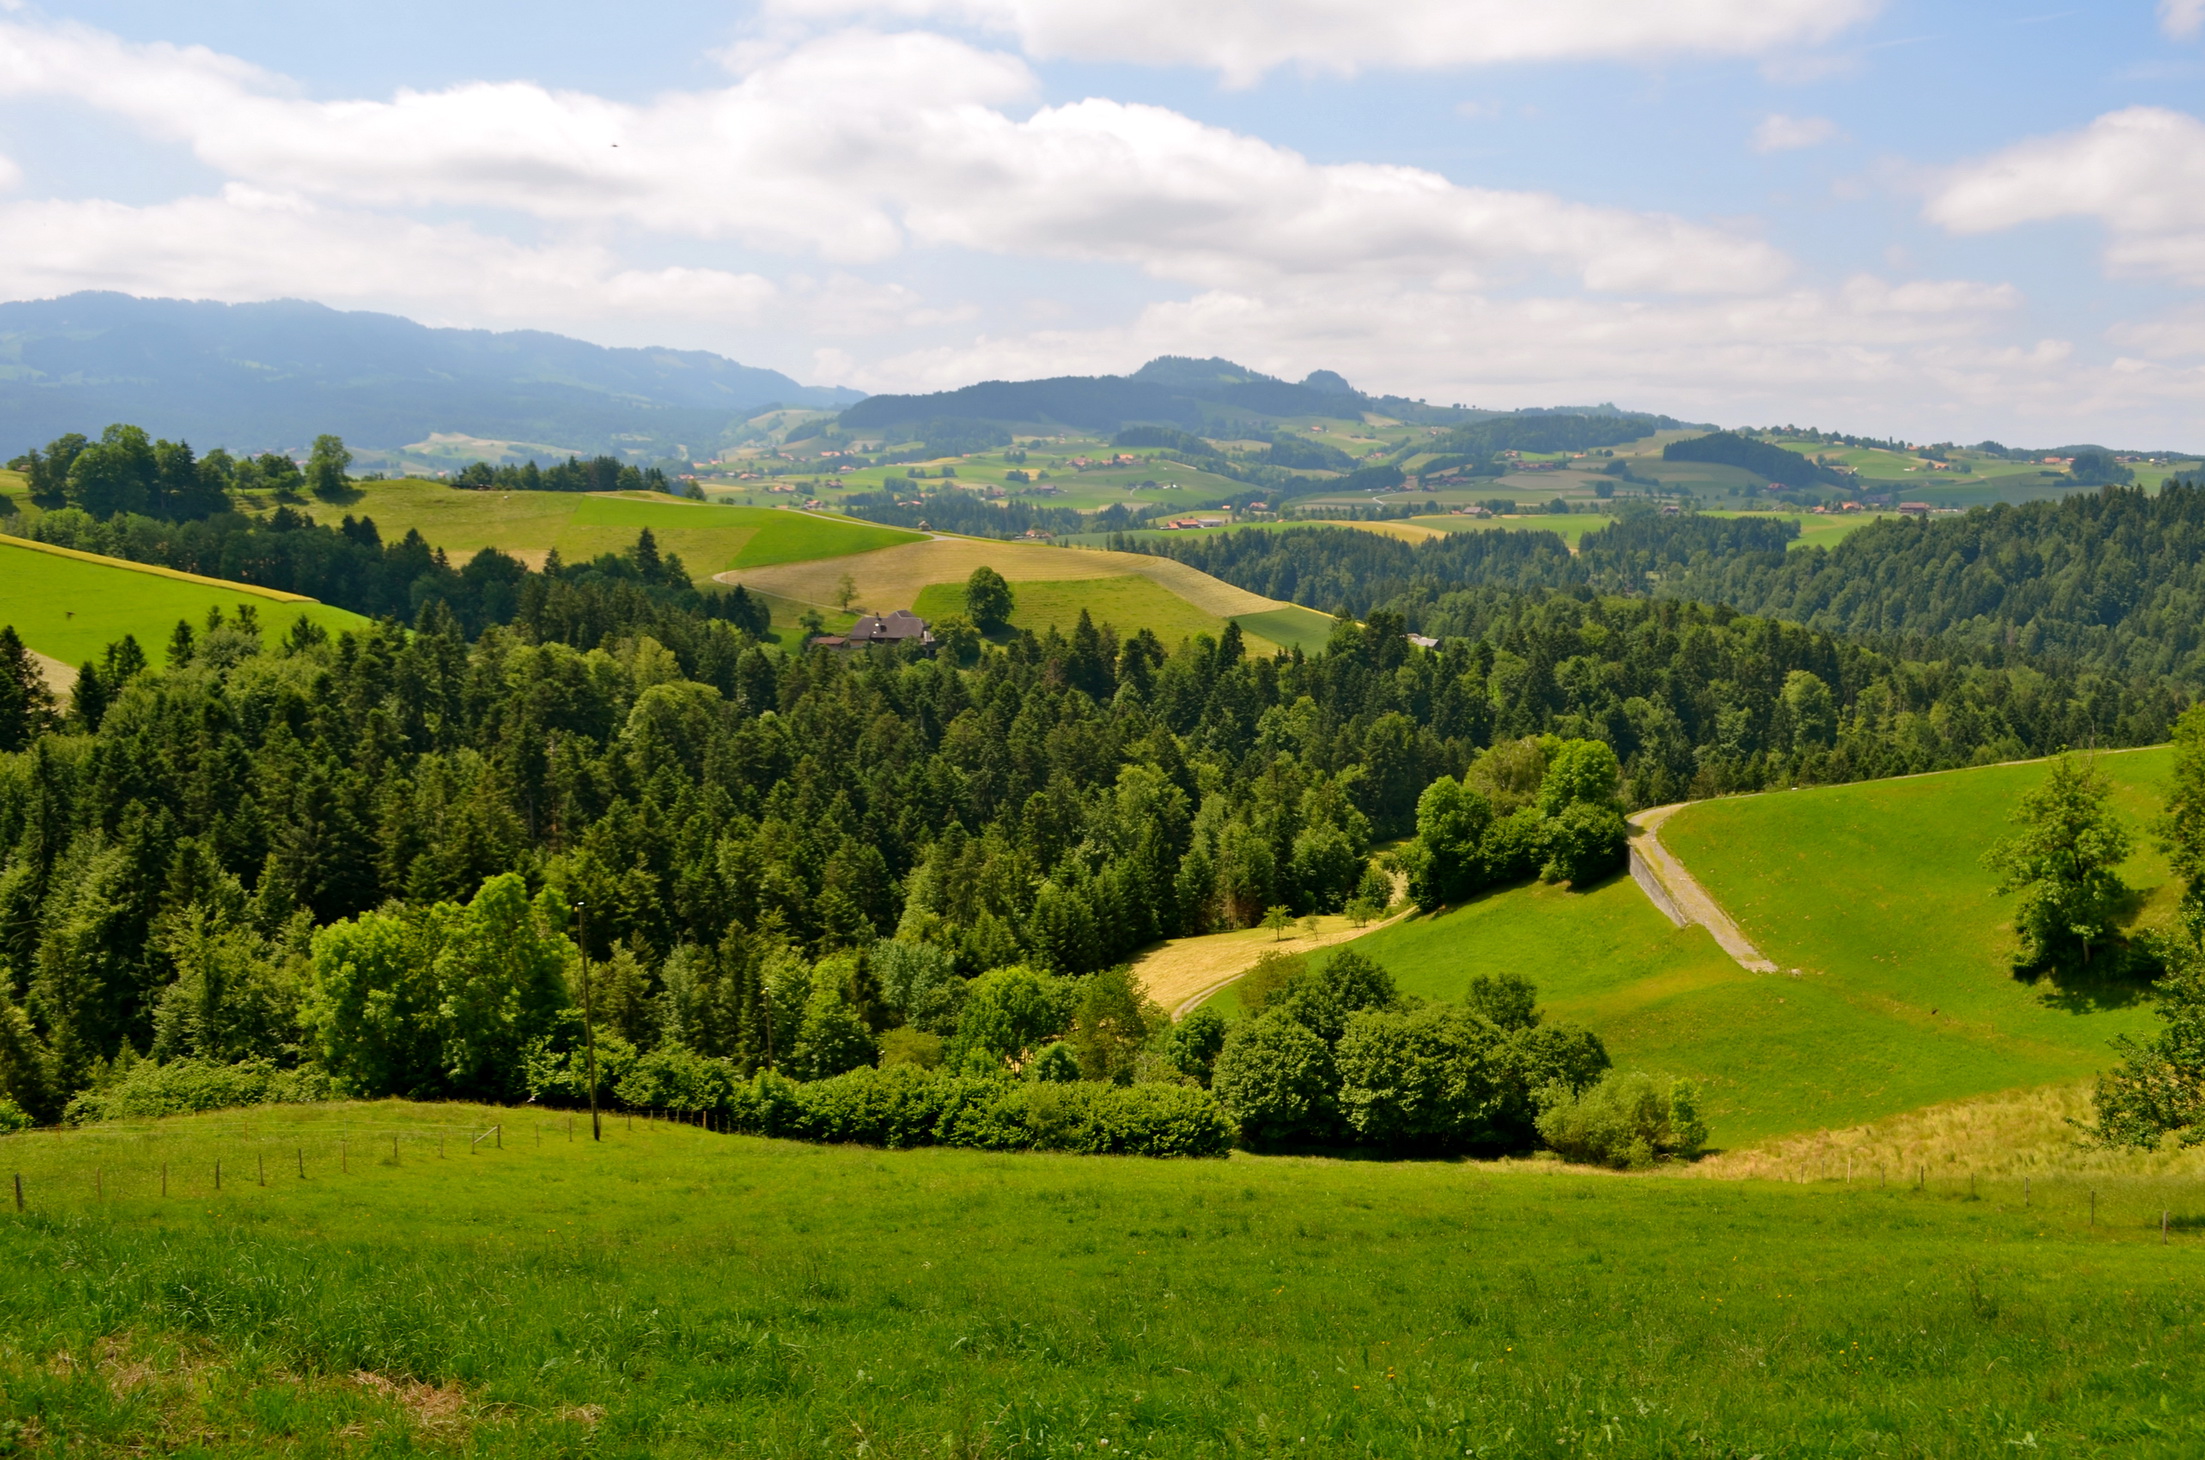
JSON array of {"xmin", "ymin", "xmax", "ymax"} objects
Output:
[
  {"xmin": 3, "ymin": 1100, "xmax": 2202, "ymax": 1455},
  {"xmin": 297, "ymin": 479, "xmax": 921, "ymax": 574},
  {"xmin": 722, "ymin": 534, "xmax": 1336, "ymax": 656},
  {"xmin": 0, "ymin": 536, "xmax": 369, "ymax": 668},
  {"xmin": 1333, "ymin": 748, "xmax": 2174, "ymax": 1148}
]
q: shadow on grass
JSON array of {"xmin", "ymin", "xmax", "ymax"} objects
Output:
[{"xmin": 2020, "ymin": 961, "xmax": 2154, "ymax": 1014}]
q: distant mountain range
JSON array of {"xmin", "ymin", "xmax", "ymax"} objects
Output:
[
  {"xmin": 0, "ymin": 293, "xmax": 862, "ymax": 463},
  {"xmin": 839, "ymin": 356, "xmax": 1500, "ymax": 437}
]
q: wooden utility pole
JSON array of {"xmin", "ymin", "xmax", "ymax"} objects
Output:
[{"xmin": 579, "ymin": 900, "xmax": 601, "ymax": 1142}]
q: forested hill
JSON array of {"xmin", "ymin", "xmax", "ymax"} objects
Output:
[
  {"xmin": 1121, "ymin": 485, "xmax": 2205, "ymax": 687},
  {"xmin": 0, "ymin": 292, "xmax": 860, "ymax": 458},
  {"xmin": 1666, "ymin": 484, "xmax": 2205, "ymax": 684},
  {"xmin": 837, "ymin": 355, "xmax": 1686, "ymax": 438}
]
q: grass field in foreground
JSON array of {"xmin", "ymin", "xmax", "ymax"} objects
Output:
[
  {"xmin": 0, "ymin": 539, "xmax": 370, "ymax": 667},
  {"xmin": 3, "ymin": 1101, "xmax": 2202, "ymax": 1456},
  {"xmin": 295, "ymin": 480, "xmax": 920, "ymax": 574}
]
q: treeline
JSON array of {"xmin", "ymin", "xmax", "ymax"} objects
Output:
[
  {"xmin": 1126, "ymin": 491, "xmax": 2205, "ymax": 690},
  {"xmin": 1663, "ymin": 431, "xmax": 1847, "ymax": 488},
  {"xmin": 840, "ymin": 491, "xmax": 1143, "ymax": 540},
  {"xmin": 1434, "ymin": 412, "xmax": 1671, "ymax": 458},
  {"xmin": 451, "ymin": 456, "xmax": 673, "ymax": 493},
  {"xmin": 1664, "ymin": 484, "xmax": 2205, "ymax": 685},
  {"xmin": 22, "ymin": 508, "xmax": 770, "ymax": 641},
  {"xmin": 8, "ymin": 424, "xmax": 353, "ymax": 517}
]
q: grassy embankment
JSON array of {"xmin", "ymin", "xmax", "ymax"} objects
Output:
[
  {"xmin": 3, "ymin": 1101, "xmax": 2202, "ymax": 1455},
  {"xmin": 0, "ymin": 537, "xmax": 369, "ymax": 669},
  {"xmin": 1207, "ymin": 748, "xmax": 2174, "ymax": 1150}
]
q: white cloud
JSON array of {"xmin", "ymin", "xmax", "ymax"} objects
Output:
[
  {"xmin": 0, "ymin": 185, "xmax": 782, "ymax": 328},
  {"xmin": 762, "ymin": 0, "xmax": 1885, "ymax": 85},
  {"xmin": 2163, "ymin": 0, "xmax": 2205, "ymax": 39},
  {"xmin": 1926, "ymin": 106, "xmax": 2205, "ymax": 284},
  {"xmin": 0, "ymin": 20, "xmax": 1789, "ymax": 297},
  {"xmin": 1753, "ymin": 113, "xmax": 1841, "ymax": 153}
]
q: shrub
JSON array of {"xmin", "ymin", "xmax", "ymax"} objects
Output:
[
  {"xmin": 1163, "ymin": 1006, "xmax": 1228, "ymax": 1086},
  {"xmin": 1540, "ymin": 801, "xmax": 1628, "ymax": 886},
  {"xmin": 1212, "ymin": 1011, "xmax": 1335, "ymax": 1143},
  {"xmin": 614, "ymin": 1045, "xmax": 741, "ymax": 1112},
  {"xmin": 1335, "ymin": 1006, "xmax": 1505, "ymax": 1149},
  {"xmin": 1027, "ymin": 1042, "xmax": 1082, "ymax": 1083},
  {"xmin": 64, "ymin": 1058, "xmax": 330, "ymax": 1124},
  {"xmin": 1480, "ymin": 806, "xmax": 1549, "ymax": 883},
  {"xmin": 948, "ymin": 964, "xmax": 1075, "ymax": 1072},
  {"xmin": 0, "ymin": 1097, "xmax": 30, "ymax": 1134},
  {"xmin": 1535, "ymin": 1070, "xmax": 1707, "ymax": 1169},
  {"xmin": 878, "ymin": 1027, "xmax": 944, "ymax": 1069}
]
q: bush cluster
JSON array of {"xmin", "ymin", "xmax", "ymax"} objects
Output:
[
  {"xmin": 1534, "ymin": 1071, "xmax": 1707, "ymax": 1169},
  {"xmin": 1209, "ymin": 953, "xmax": 1610, "ymax": 1154},
  {"xmin": 731, "ymin": 1065, "xmax": 1233, "ymax": 1157},
  {"xmin": 1403, "ymin": 736, "xmax": 1629, "ymax": 908},
  {"xmin": 63, "ymin": 1057, "xmax": 331, "ymax": 1124}
]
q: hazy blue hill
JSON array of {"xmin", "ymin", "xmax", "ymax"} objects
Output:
[
  {"xmin": 0, "ymin": 292, "xmax": 861, "ymax": 459},
  {"xmin": 841, "ymin": 355, "xmax": 1396, "ymax": 436}
]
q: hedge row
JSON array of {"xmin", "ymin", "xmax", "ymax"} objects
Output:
[
  {"xmin": 64, "ymin": 1058, "xmax": 332, "ymax": 1124},
  {"xmin": 728, "ymin": 1066, "xmax": 1234, "ymax": 1158}
]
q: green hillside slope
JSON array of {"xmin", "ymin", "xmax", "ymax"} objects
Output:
[
  {"xmin": 1330, "ymin": 749, "xmax": 2174, "ymax": 1147},
  {"xmin": 300, "ymin": 479, "xmax": 920, "ymax": 572},
  {"xmin": 0, "ymin": 538, "xmax": 369, "ymax": 666}
]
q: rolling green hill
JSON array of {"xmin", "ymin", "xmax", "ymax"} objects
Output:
[
  {"xmin": 5, "ymin": 1100, "xmax": 2201, "ymax": 1456},
  {"xmin": 0, "ymin": 536, "xmax": 369, "ymax": 667},
  {"xmin": 296, "ymin": 479, "xmax": 920, "ymax": 573},
  {"xmin": 1265, "ymin": 749, "xmax": 2175, "ymax": 1148}
]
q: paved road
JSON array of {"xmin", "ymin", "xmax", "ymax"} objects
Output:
[{"xmin": 1627, "ymin": 804, "xmax": 1780, "ymax": 973}]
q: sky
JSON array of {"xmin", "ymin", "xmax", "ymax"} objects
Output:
[{"xmin": 4, "ymin": 1, "xmax": 2205, "ymax": 446}]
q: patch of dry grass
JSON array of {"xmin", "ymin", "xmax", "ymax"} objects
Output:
[{"xmin": 1690, "ymin": 1081, "xmax": 2205, "ymax": 1184}]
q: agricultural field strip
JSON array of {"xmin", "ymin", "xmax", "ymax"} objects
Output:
[
  {"xmin": 1628, "ymin": 804, "xmax": 1779, "ymax": 972},
  {"xmin": 716, "ymin": 535, "xmax": 1285, "ymax": 620},
  {"xmin": 1132, "ymin": 908, "xmax": 1415, "ymax": 1017},
  {"xmin": 0, "ymin": 531, "xmax": 318, "ymax": 602}
]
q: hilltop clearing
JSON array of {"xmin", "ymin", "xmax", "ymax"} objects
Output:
[
  {"xmin": 295, "ymin": 479, "xmax": 919, "ymax": 572},
  {"xmin": 717, "ymin": 534, "xmax": 1334, "ymax": 653}
]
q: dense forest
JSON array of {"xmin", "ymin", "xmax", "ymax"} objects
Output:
[{"xmin": 1124, "ymin": 486, "xmax": 2205, "ymax": 690}]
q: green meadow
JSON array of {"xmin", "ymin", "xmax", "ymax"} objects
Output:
[
  {"xmin": 1215, "ymin": 750, "xmax": 2176, "ymax": 1149},
  {"xmin": 4, "ymin": 1101, "xmax": 2203, "ymax": 1457},
  {"xmin": 915, "ymin": 575, "xmax": 1241, "ymax": 650},
  {"xmin": 0, "ymin": 539, "xmax": 369, "ymax": 667},
  {"xmin": 295, "ymin": 480, "xmax": 920, "ymax": 574}
]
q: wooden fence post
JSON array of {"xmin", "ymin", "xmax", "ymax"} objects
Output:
[{"xmin": 12, "ymin": 1174, "xmax": 20, "ymax": 1212}]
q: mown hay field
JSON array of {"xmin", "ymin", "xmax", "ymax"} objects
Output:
[{"xmin": 3, "ymin": 1100, "xmax": 2203, "ymax": 1456}]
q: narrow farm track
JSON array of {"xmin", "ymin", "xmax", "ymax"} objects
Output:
[
  {"xmin": 28, "ymin": 649, "xmax": 72, "ymax": 697},
  {"xmin": 1627, "ymin": 804, "xmax": 1780, "ymax": 973}
]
